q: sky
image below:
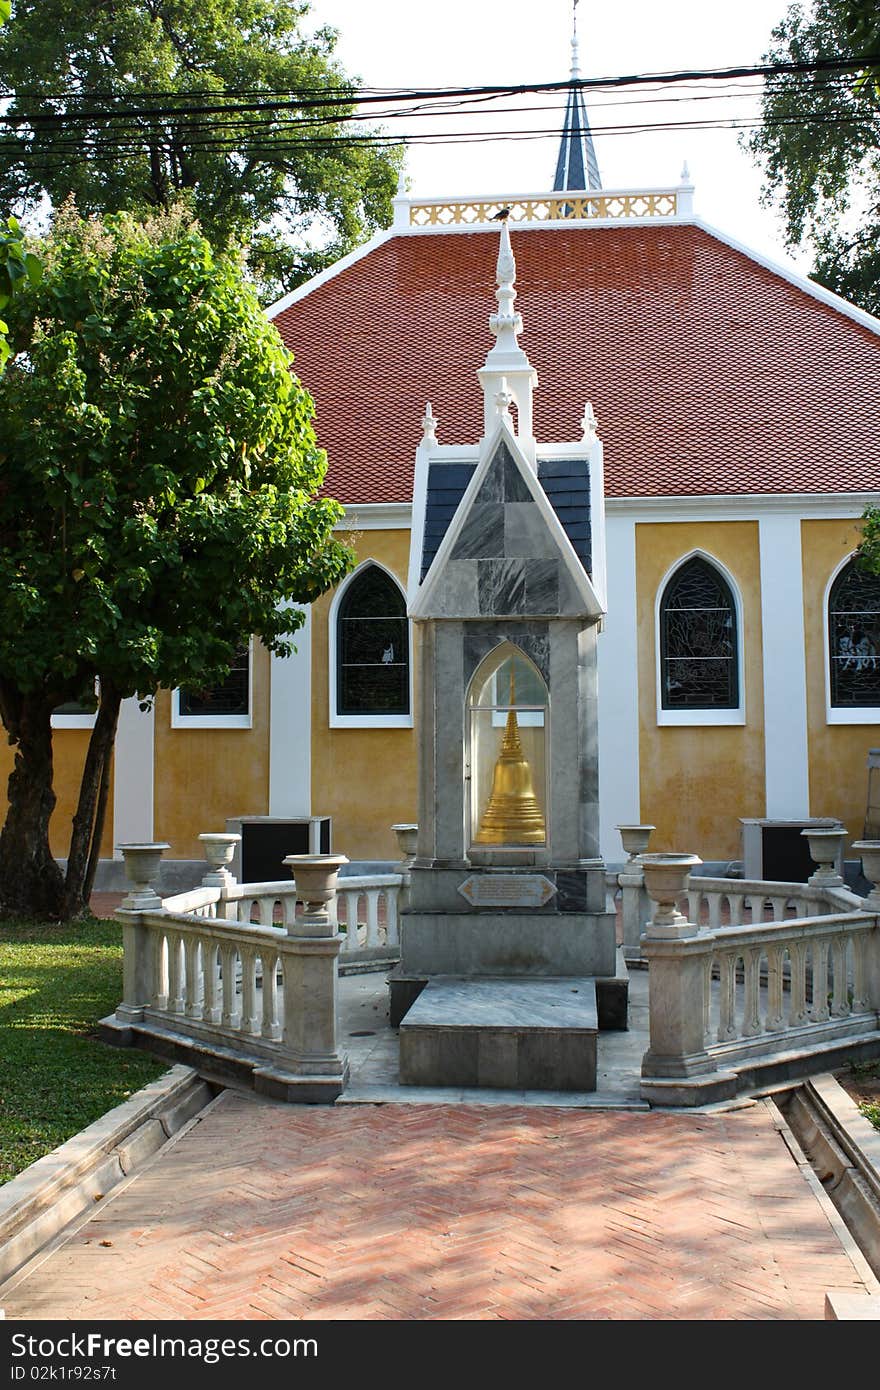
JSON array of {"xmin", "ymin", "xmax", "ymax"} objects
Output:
[{"xmin": 305, "ymin": 0, "xmax": 809, "ymax": 271}]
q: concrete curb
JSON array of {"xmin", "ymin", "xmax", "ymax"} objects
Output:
[
  {"xmin": 778, "ymin": 1071, "xmax": 880, "ymax": 1308},
  {"xmin": 0, "ymin": 1065, "xmax": 214, "ymax": 1285}
]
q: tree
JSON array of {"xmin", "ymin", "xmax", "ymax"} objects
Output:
[
  {"xmin": 0, "ymin": 2, "xmax": 42, "ymax": 372},
  {"xmin": 0, "ymin": 205, "xmax": 355, "ymax": 920},
  {"xmin": 0, "ymin": 1, "xmax": 402, "ymax": 300},
  {"xmin": 747, "ymin": 0, "xmax": 880, "ymax": 313}
]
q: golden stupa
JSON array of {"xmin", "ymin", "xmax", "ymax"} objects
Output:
[{"xmin": 474, "ymin": 668, "xmax": 546, "ymax": 845}]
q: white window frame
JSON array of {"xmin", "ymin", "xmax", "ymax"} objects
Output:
[
  {"xmin": 824, "ymin": 551, "xmax": 880, "ymax": 725},
  {"xmin": 655, "ymin": 550, "xmax": 746, "ymax": 727},
  {"xmin": 51, "ymin": 679, "xmax": 99, "ymax": 730},
  {"xmin": 329, "ymin": 560, "xmax": 413, "ymax": 729},
  {"xmin": 171, "ymin": 638, "xmax": 254, "ymax": 729}
]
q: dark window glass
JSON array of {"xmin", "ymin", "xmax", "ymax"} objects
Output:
[
  {"xmin": 179, "ymin": 645, "xmax": 250, "ymax": 717},
  {"xmin": 829, "ymin": 561, "xmax": 880, "ymax": 707},
  {"xmin": 337, "ymin": 567, "xmax": 409, "ymax": 715},
  {"xmin": 660, "ymin": 558, "xmax": 738, "ymax": 709}
]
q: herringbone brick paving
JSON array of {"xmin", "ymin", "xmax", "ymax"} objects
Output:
[{"xmin": 2, "ymin": 1093, "xmax": 871, "ymax": 1320}]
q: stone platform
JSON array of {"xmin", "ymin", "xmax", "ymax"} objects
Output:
[{"xmin": 399, "ymin": 976, "xmax": 598, "ymax": 1091}]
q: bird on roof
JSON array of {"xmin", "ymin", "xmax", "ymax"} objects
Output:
[{"xmin": 491, "ymin": 207, "xmax": 511, "ymax": 221}]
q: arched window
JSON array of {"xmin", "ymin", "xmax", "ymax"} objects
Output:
[
  {"xmin": 828, "ymin": 558, "xmax": 880, "ymax": 708},
  {"xmin": 335, "ymin": 564, "xmax": 409, "ymax": 718},
  {"xmin": 659, "ymin": 556, "xmax": 739, "ymax": 710}
]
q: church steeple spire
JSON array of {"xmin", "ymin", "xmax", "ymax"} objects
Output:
[{"xmin": 553, "ymin": 1, "xmax": 601, "ymax": 191}]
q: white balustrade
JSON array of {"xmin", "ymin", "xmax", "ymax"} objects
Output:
[
  {"xmin": 191, "ymin": 874, "xmax": 403, "ymax": 964},
  {"xmin": 641, "ymin": 893, "xmax": 880, "ymax": 1105}
]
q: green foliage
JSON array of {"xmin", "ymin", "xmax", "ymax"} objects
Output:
[
  {"xmin": 747, "ymin": 0, "xmax": 880, "ymax": 313},
  {"xmin": 856, "ymin": 505, "xmax": 880, "ymax": 577},
  {"xmin": 0, "ymin": 917, "xmax": 165, "ymax": 1184},
  {"xmin": 0, "ymin": 215, "xmax": 41, "ymax": 372},
  {"xmin": 0, "ymin": 0, "xmax": 402, "ymax": 300},
  {"xmin": 0, "ymin": 203, "xmax": 355, "ymax": 710}
]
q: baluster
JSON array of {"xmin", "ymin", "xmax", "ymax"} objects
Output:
[
  {"xmin": 184, "ymin": 936, "xmax": 203, "ymax": 1020},
  {"xmin": 852, "ymin": 933, "xmax": 870, "ymax": 1012},
  {"xmin": 770, "ymin": 896, "xmax": 787, "ymax": 922},
  {"xmin": 256, "ymin": 898, "xmax": 271, "ymax": 928},
  {"xmin": 385, "ymin": 887, "xmax": 400, "ymax": 948},
  {"xmin": 742, "ymin": 948, "xmax": 762, "ymax": 1036},
  {"xmin": 728, "ymin": 894, "xmax": 745, "ymax": 928},
  {"xmin": 687, "ymin": 888, "xmax": 701, "ymax": 927},
  {"xmin": 793, "ymin": 897, "xmax": 809, "ymax": 919},
  {"xmin": 365, "ymin": 890, "xmax": 380, "ymax": 949},
  {"xmin": 830, "ymin": 937, "xmax": 850, "ymax": 1017},
  {"xmin": 708, "ymin": 895, "xmax": 723, "ymax": 931},
  {"xmin": 168, "ymin": 932, "xmax": 185, "ymax": 1014},
  {"xmin": 765, "ymin": 945, "xmax": 785, "ymax": 1031},
  {"xmin": 703, "ymin": 956, "xmax": 713, "ymax": 1046},
  {"xmin": 153, "ymin": 931, "xmax": 169, "ymax": 1010},
  {"xmin": 261, "ymin": 952, "xmax": 281, "ymax": 1041},
  {"xmin": 811, "ymin": 940, "xmax": 831, "ymax": 1022},
  {"xmin": 344, "ymin": 890, "xmax": 361, "ymax": 951},
  {"xmin": 282, "ymin": 895, "xmax": 298, "ymax": 931},
  {"xmin": 220, "ymin": 945, "xmax": 240, "ymax": 1029},
  {"xmin": 240, "ymin": 947, "xmax": 259, "ymax": 1035},
  {"xmin": 718, "ymin": 953, "xmax": 737, "ymax": 1041},
  {"xmin": 789, "ymin": 942, "xmax": 809, "ymax": 1025},
  {"xmin": 203, "ymin": 943, "xmax": 221, "ymax": 1024}
]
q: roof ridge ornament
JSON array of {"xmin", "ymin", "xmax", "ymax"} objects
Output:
[
  {"xmin": 421, "ymin": 402, "xmax": 438, "ymax": 446},
  {"xmin": 489, "ymin": 217, "xmax": 522, "ymax": 351},
  {"xmin": 581, "ymin": 400, "xmax": 599, "ymax": 442}
]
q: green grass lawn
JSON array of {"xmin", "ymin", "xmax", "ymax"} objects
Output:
[{"xmin": 0, "ymin": 918, "xmax": 166, "ymax": 1185}]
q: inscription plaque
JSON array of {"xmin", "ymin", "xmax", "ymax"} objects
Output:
[{"xmin": 457, "ymin": 873, "xmax": 557, "ymax": 908}]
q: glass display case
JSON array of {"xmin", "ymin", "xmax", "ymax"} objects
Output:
[{"xmin": 466, "ymin": 644, "xmax": 548, "ymax": 848}]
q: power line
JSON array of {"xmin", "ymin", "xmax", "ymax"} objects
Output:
[{"xmin": 1, "ymin": 53, "xmax": 878, "ymax": 127}]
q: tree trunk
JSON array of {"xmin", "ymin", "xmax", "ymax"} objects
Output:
[
  {"xmin": 0, "ymin": 691, "xmax": 64, "ymax": 918},
  {"xmin": 61, "ymin": 682, "xmax": 121, "ymax": 920}
]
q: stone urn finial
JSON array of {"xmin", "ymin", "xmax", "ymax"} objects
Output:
[
  {"xmin": 851, "ymin": 840, "xmax": 880, "ymax": 909},
  {"xmin": 198, "ymin": 832, "xmax": 241, "ymax": 888},
  {"xmin": 283, "ymin": 853, "xmax": 349, "ymax": 935},
  {"xmin": 616, "ymin": 824, "xmax": 655, "ymax": 865},
  {"xmin": 641, "ymin": 853, "xmax": 702, "ymax": 939},
  {"xmin": 801, "ymin": 826, "xmax": 847, "ymax": 887},
  {"xmin": 117, "ymin": 842, "xmax": 170, "ymax": 910},
  {"xmin": 391, "ymin": 823, "xmax": 418, "ymax": 867}
]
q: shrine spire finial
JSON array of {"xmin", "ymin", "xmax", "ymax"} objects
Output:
[{"xmin": 478, "ymin": 218, "xmax": 538, "ymax": 458}]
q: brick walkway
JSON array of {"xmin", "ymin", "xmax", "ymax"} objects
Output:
[{"xmin": 2, "ymin": 1093, "xmax": 871, "ymax": 1320}]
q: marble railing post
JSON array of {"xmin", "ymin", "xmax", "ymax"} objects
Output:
[
  {"xmin": 616, "ymin": 825, "xmax": 654, "ymax": 963},
  {"xmin": 114, "ymin": 843, "xmax": 168, "ymax": 1028},
  {"xmin": 851, "ymin": 842, "xmax": 880, "ymax": 1012},
  {"xmin": 115, "ymin": 911, "xmax": 154, "ymax": 1026},
  {"xmin": 263, "ymin": 854, "xmax": 350, "ymax": 1101},
  {"xmin": 640, "ymin": 932, "xmax": 717, "ymax": 1081},
  {"xmin": 639, "ymin": 851, "xmax": 736, "ymax": 1105}
]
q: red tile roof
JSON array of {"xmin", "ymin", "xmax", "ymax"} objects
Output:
[{"xmin": 271, "ymin": 224, "xmax": 880, "ymax": 504}]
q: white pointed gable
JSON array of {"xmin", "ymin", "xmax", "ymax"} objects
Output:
[{"xmin": 409, "ymin": 420, "xmax": 603, "ymax": 622}]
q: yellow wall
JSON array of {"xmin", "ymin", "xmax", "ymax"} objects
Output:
[
  {"xmin": 0, "ymin": 727, "xmax": 115, "ymax": 862},
  {"xmin": 311, "ymin": 529, "xmax": 418, "ymax": 861},
  {"xmin": 153, "ymin": 643, "xmax": 271, "ymax": 859},
  {"xmin": 636, "ymin": 521, "xmax": 765, "ymax": 860},
  {"xmin": 802, "ymin": 518, "xmax": 875, "ymax": 848}
]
